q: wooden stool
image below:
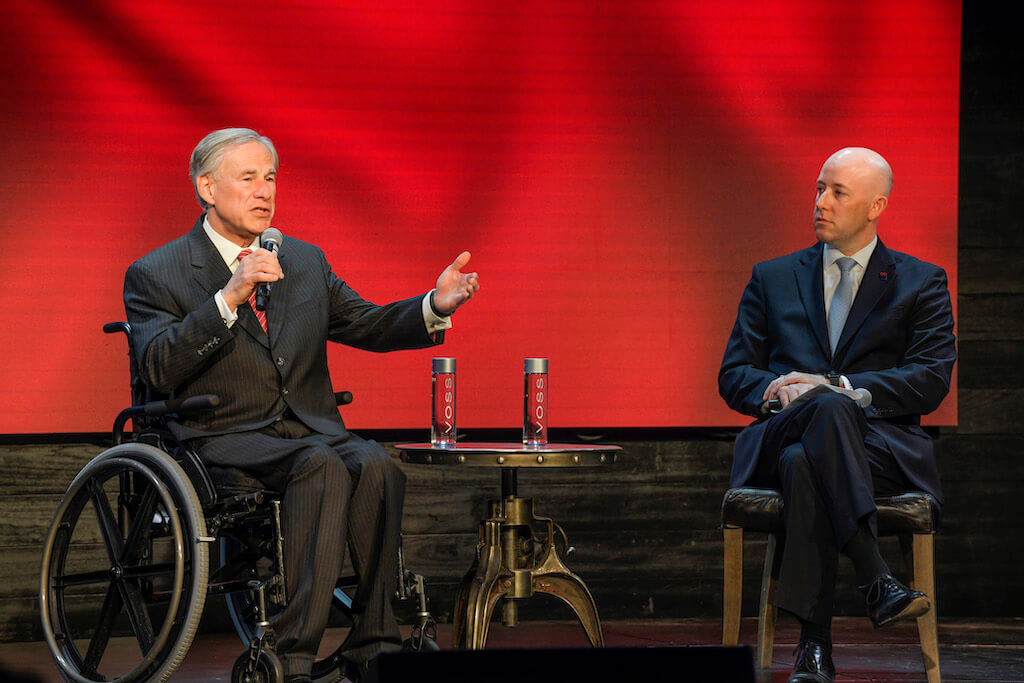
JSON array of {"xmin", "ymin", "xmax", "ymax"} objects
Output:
[{"xmin": 721, "ymin": 487, "xmax": 940, "ymax": 683}]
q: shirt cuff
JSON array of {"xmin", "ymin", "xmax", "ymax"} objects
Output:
[
  {"xmin": 422, "ymin": 290, "xmax": 452, "ymax": 334},
  {"xmin": 840, "ymin": 375, "xmax": 852, "ymax": 390},
  {"xmin": 215, "ymin": 290, "xmax": 239, "ymax": 328}
]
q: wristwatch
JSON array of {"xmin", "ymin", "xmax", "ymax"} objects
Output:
[{"xmin": 825, "ymin": 371, "xmax": 843, "ymax": 387}]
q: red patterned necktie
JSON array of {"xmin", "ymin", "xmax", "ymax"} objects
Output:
[{"xmin": 236, "ymin": 249, "xmax": 268, "ymax": 333}]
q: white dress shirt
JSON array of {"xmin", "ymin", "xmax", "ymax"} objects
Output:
[{"xmin": 822, "ymin": 236, "xmax": 877, "ymax": 318}]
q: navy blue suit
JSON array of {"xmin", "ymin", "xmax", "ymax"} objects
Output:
[{"xmin": 718, "ymin": 238, "xmax": 955, "ymax": 622}]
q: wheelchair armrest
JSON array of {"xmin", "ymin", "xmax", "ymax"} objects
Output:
[
  {"xmin": 145, "ymin": 394, "xmax": 221, "ymax": 416},
  {"xmin": 113, "ymin": 395, "xmax": 221, "ymax": 444},
  {"xmin": 103, "ymin": 321, "xmax": 132, "ymax": 337}
]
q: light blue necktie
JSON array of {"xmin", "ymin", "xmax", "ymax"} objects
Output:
[{"xmin": 828, "ymin": 257, "xmax": 857, "ymax": 352}]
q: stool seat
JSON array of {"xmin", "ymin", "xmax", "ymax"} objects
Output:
[{"xmin": 721, "ymin": 487, "xmax": 940, "ymax": 535}]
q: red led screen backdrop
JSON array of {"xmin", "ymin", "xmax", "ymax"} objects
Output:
[{"xmin": 0, "ymin": 1, "xmax": 959, "ymax": 433}]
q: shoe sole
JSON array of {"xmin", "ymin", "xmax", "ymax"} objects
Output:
[{"xmin": 874, "ymin": 595, "xmax": 931, "ymax": 628}]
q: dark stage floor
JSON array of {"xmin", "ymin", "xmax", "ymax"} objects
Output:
[{"xmin": 4, "ymin": 618, "xmax": 1023, "ymax": 682}]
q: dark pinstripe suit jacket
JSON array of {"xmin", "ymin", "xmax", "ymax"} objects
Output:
[
  {"xmin": 124, "ymin": 216, "xmax": 442, "ymax": 440},
  {"xmin": 718, "ymin": 240, "xmax": 956, "ymax": 503}
]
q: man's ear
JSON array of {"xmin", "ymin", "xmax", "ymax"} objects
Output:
[
  {"xmin": 197, "ymin": 174, "xmax": 216, "ymax": 206},
  {"xmin": 868, "ymin": 194, "xmax": 888, "ymax": 221}
]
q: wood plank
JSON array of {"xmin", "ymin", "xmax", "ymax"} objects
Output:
[
  {"xmin": 957, "ymin": 341, "xmax": 1024, "ymax": 389},
  {"xmin": 0, "ymin": 444, "xmax": 102, "ymax": 496},
  {"xmin": 0, "ymin": 495, "xmax": 99, "ymax": 548},
  {"xmin": 959, "ymin": 247, "xmax": 1024, "ymax": 295},
  {"xmin": 936, "ymin": 435, "xmax": 1024, "ymax": 479},
  {"xmin": 957, "ymin": 294, "xmax": 1024, "ymax": 342},
  {"xmin": 957, "ymin": 389, "xmax": 1024, "ymax": 435}
]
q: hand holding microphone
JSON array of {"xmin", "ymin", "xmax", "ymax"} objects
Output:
[
  {"xmin": 255, "ymin": 228, "xmax": 283, "ymax": 311},
  {"xmin": 221, "ymin": 229, "xmax": 284, "ymax": 313}
]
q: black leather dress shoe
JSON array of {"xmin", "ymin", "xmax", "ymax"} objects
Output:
[
  {"xmin": 864, "ymin": 574, "xmax": 931, "ymax": 628},
  {"xmin": 788, "ymin": 640, "xmax": 835, "ymax": 683},
  {"xmin": 284, "ymin": 675, "xmax": 312, "ymax": 683}
]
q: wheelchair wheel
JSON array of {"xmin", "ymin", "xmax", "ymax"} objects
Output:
[
  {"xmin": 231, "ymin": 647, "xmax": 284, "ymax": 683},
  {"xmin": 222, "ymin": 536, "xmax": 356, "ymax": 683},
  {"xmin": 40, "ymin": 443, "xmax": 210, "ymax": 682}
]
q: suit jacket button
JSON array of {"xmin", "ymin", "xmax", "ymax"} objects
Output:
[
  {"xmin": 276, "ymin": 357, "xmax": 285, "ymax": 366},
  {"xmin": 281, "ymin": 387, "xmax": 289, "ymax": 396}
]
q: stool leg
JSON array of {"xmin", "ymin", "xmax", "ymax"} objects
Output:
[
  {"xmin": 531, "ymin": 554, "xmax": 605, "ymax": 647},
  {"xmin": 456, "ymin": 519, "xmax": 510, "ymax": 649},
  {"xmin": 722, "ymin": 527, "xmax": 743, "ymax": 646},
  {"xmin": 910, "ymin": 532, "xmax": 941, "ymax": 683},
  {"xmin": 757, "ymin": 534, "xmax": 779, "ymax": 672}
]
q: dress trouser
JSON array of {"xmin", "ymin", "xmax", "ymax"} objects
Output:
[
  {"xmin": 193, "ymin": 418, "xmax": 405, "ymax": 676},
  {"xmin": 751, "ymin": 391, "xmax": 909, "ymax": 624}
]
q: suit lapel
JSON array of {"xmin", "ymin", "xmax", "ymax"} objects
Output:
[
  {"xmin": 187, "ymin": 218, "xmax": 230, "ymax": 298},
  {"xmin": 187, "ymin": 217, "xmax": 270, "ymax": 349},
  {"xmin": 832, "ymin": 239, "xmax": 895, "ymax": 360},
  {"xmin": 794, "ymin": 244, "xmax": 831, "ymax": 360}
]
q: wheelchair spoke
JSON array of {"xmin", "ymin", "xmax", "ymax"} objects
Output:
[
  {"xmin": 52, "ymin": 567, "xmax": 118, "ymax": 589},
  {"xmin": 117, "ymin": 579, "xmax": 156, "ymax": 656},
  {"xmin": 121, "ymin": 482, "xmax": 160, "ymax": 564},
  {"xmin": 82, "ymin": 582, "xmax": 124, "ymax": 677},
  {"xmin": 89, "ymin": 478, "xmax": 124, "ymax": 565},
  {"xmin": 120, "ymin": 561, "xmax": 178, "ymax": 581}
]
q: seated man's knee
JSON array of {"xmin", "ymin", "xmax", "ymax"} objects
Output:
[
  {"xmin": 361, "ymin": 451, "xmax": 405, "ymax": 489},
  {"xmin": 291, "ymin": 443, "xmax": 348, "ymax": 482},
  {"xmin": 778, "ymin": 442, "xmax": 810, "ymax": 476}
]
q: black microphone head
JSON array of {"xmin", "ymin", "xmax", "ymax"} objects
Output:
[{"xmin": 261, "ymin": 228, "xmax": 283, "ymax": 251}]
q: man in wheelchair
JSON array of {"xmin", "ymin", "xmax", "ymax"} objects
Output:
[{"xmin": 122, "ymin": 127, "xmax": 480, "ymax": 681}]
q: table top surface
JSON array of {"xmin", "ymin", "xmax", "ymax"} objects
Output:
[{"xmin": 396, "ymin": 442, "xmax": 620, "ymax": 467}]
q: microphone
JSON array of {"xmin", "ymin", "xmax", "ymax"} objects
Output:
[
  {"xmin": 255, "ymin": 228, "xmax": 283, "ymax": 312},
  {"xmin": 850, "ymin": 387, "xmax": 873, "ymax": 408},
  {"xmin": 762, "ymin": 384, "xmax": 873, "ymax": 414}
]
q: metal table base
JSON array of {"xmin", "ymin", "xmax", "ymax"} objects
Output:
[{"xmin": 398, "ymin": 443, "xmax": 619, "ymax": 650}]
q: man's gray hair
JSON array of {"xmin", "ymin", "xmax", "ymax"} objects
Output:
[{"xmin": 189, "ymin": 128, "xmax": 279, "ymax": 210}]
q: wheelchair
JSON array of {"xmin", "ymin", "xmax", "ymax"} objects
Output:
[{"xmin": 39, "ymin": 322, "xmax": 438, "ymax": 683}]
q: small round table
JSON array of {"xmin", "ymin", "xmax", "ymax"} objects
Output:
[{"xmin": 397, "ymin": 442, "xmax": 620, "ymax": 650}]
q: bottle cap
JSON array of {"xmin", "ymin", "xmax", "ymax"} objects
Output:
[
  {"xmin": 433, "ymin": 358, "xmax": 456, "ymax": 373},
  {"xmin": 524, "ymin": 358, "xmax": 548, "ymax": 373}
]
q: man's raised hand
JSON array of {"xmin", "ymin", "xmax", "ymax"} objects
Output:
[{"xmin": 433, "ymin": 251, "xmax": 480, "ymax": 315}]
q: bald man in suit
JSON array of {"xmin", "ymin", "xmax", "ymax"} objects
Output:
[
  {"xmin": 719, "ymin": 148, "xmax": 955, "ymax": 683},
  {"xmin": 125, "ymin": 128, "xmax": 480, "ymax": 682}
]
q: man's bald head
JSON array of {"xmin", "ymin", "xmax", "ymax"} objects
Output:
[
  {"xmin": 822, "ymin": 147, "xmax": 893, "ymax": 198},
  {"xmin": 813, "ymin": 147, "xmax": 893, "ymax": 255}
]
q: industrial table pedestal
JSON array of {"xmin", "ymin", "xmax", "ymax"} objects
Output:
[{"xmin": 397, "ymin": 442, "xmax": 620, "ymax": 650}]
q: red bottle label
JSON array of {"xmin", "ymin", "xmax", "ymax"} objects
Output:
[
  {"xmin": 431, "ymin": 372, "xmax": 456, "ymax": 446},
  {"xmin": 524, "ymin": 372, "xmax": 547, "ymax": 445}
]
